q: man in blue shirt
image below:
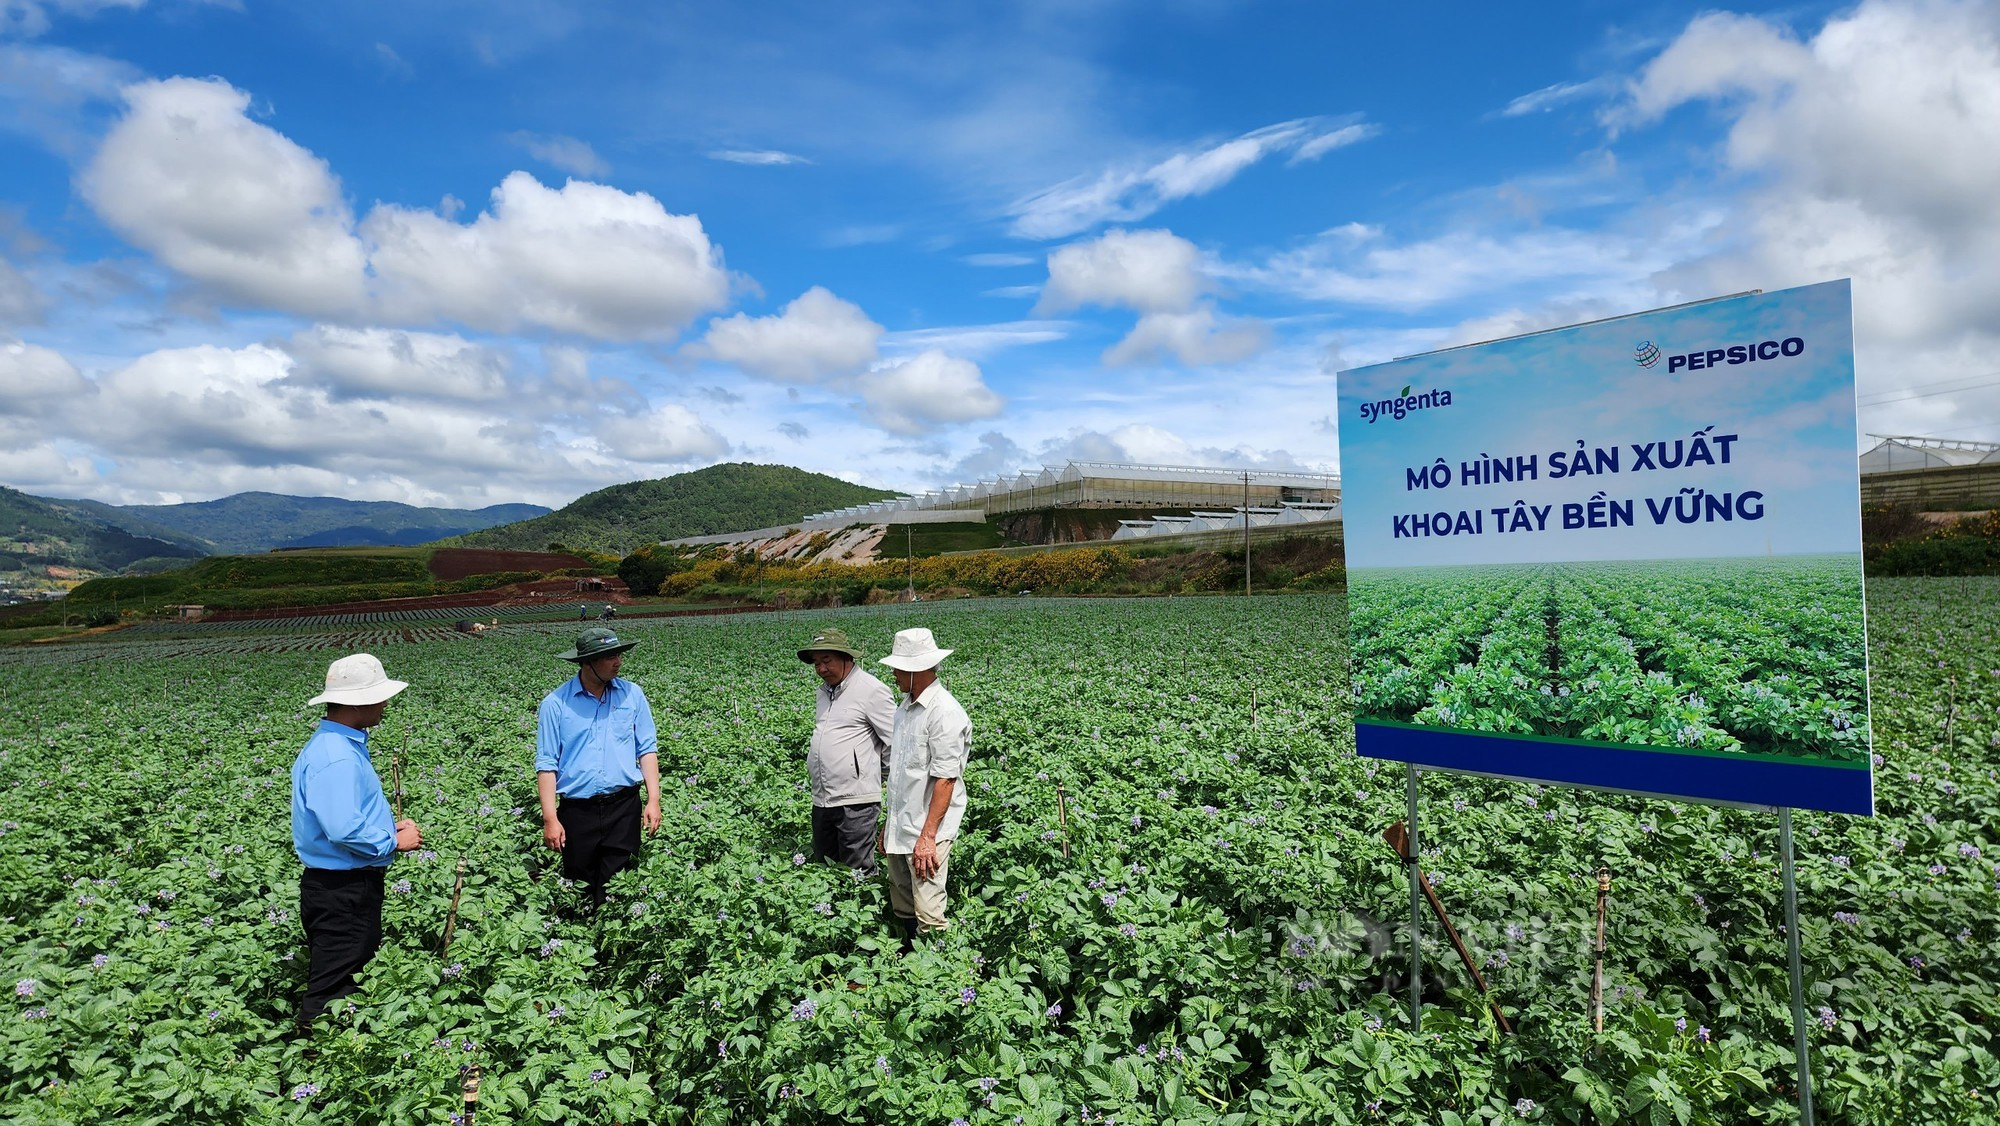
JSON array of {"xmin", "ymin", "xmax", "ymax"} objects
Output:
[
  {"xmin": 536, "ymin": 626, "xmax": 662, "ymax": 910},
  {"xmin": 291, "ymin": 652, "xmax": 422, "ymax": 1028}
]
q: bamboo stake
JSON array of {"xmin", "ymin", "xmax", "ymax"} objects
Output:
[
  {"xmin": 1383, "ymin": 821, "xmax": 1513, "ymax": 1034},
  {"xmin": 1055, "ymin": 784, "xmax": 1071, "ymax": 860},
  {"xmin": 1944, "ymin": 676, "xmax": 1957, "ymax": 749},
  {"xmin": 460, "ymin": 1064, "xmax": 482, "ymax": 1125},
  {"xmin": 1592, "ymin": 867, "xmax": 1610, "ymax": 1034},
  {"xmin": 390, "ymin": 732, "xmax": 404, "ymax": 822},
  {"xmin": 441, "ymin": 859, "xmax": 467, "ymax": 953}
]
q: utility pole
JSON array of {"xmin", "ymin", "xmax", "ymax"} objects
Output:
[{"xmin": 1242, "ymin": 470, "xmax": 1252, "ymax": 596}]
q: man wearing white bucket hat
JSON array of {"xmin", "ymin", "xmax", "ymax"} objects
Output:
[
  {"xmin": 291, "ymin": 652, "xmax": 423, "ymax": 1028},
  {"xmin": 877, "ymin": 627, "xmax": 971, "ymax": 950}
]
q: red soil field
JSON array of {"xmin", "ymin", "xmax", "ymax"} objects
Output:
[{"xmin": 427, "ymin": 548, "xmax": 594, "ymax": 581}]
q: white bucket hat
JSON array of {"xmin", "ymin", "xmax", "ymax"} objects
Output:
[
  {"xmin": 308, "ymin": 653, "xmax": 409, "ymax": 707},
  {"xmin": 878, "ymin": 627, "xmax": 953, "ymax": 671}
]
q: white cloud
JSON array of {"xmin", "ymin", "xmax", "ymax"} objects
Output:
[
  {"xmin": 0, "ymin": 42, "xmax": 138, "ymax": 154},
  {"xmin": 708, "ymin": 148, "xmax": 810, "ymax": 165},
  {"xmin": 962, "ymin": 252, "xmax": 1037, "ymax": 267},
  {"xmin": 1614, "ymin": 0, "xmax": 2000, "ymax": 436},
  {"xmin": 886, "ymin": 319, "xmax": 1067, "ymax": 359},
  {"xmin": 1036, "ymin": 228, "xmax": 1207, "ymax": 315},
  {"xmin": 283, "ymin": 325, "xmax": 513, "ymax": 402},
  {"xmin": 82, "ymin": 77, "xmax": 371, "ymax": 318},
  {"xmin": 1, "ymin": 0, "xmax": 145, "ymax": 37},
  {"xmin": 363, "ymin": 172, "xmax": 733, "ymax": 340},
  {"xmin": 856, "ymin": 349, "xmax": 1003, "ymax": 434},
  {"xmin": 508, "ymin": 131, "xmax": 610, "ymax": 177},
  {"xmin": 1008, "ymin": 117, "xmax": 1375, "ymax": 239},
  {"xmin": 0, "ymin": 337, "xmax": 739, "ymax": 506},
  {"xmin": 690, "ymin": 286, "xmax": 882, "ymax": 383},
  {"xmin": 1290, "ymin": 122, "xmax": 1379, "ymax": 164},
  {"xmin": 0, "ymin": 257, "xmax": 44, "ymax": 325},
  {"xmin": 0, "ymin": 338, "xmax": 86, "ymax": 411},
  {"xmin": 79, "ymin": 76, "xmax": 732, "ymax": 341},
  {"xmin": 1500, "ymin": 79, "xmax": 1609, "ymax": 118},
  {"xmin": 595, "ymin": 403, "xmax": 729, "ymax": 463},
  {"xmin": 1036, "ymin": 228, "xmax": 1270, "ymax": 366},
  {"xmin": 1102, "ymin": 306, "xmax": 1268, "ymax": 367}
]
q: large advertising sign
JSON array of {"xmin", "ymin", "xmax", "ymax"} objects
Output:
[{"xmin": 1338, "ymin": 280, "xmax": 1874, "ymax": 815}]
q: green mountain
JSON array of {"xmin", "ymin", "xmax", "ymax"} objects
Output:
[
  {"xmin": 88, "ymin": 492, "xmax": 550, "ymax": 555},
  {"xmin": 0, "ymin": 487, "xmax": 205, "ymax": 595},
  {"xmin": 445, "ymin": 463, "xmax": 901, "ymax": 553}
]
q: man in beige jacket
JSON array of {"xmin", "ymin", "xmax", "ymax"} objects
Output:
[{"xmin": 797, "ymin": 627, "xmax": 896, "ymax": 877}]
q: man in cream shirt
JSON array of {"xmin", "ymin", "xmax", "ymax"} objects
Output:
[
  {"xmin": 876, "ymin": 627, "xmax": 970, "ymax": 952},
  {"xmin": 796, "ymin": 626, "xmax": 896, "ymax": 877}
]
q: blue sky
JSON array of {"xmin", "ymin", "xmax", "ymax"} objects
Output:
[
  {"xmin": 2, "ymin": 0, "xmax": 1998, "ymax": 508},
  {"xmin": 1341, "ymin": 280, "xmax": 1863, "ymax": 565}
]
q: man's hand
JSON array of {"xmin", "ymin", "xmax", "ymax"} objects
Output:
[
  {"xmin": 875, "ymin": 825, "xmax": 885, "ymax": 855},
  {"xmin": 912, "ymin": 834, "xmax": 940, "ymax": 880},
  {"xmin": 642, "ymin": 798, "xmax": 662, "ymax": 836},
  {"xmin": 542, "ymin": 814, "xmax": 566, "ymax": 851},
  {"xmin": 394, "ymin": 819, "xmax": 423, "ymax": 851}
]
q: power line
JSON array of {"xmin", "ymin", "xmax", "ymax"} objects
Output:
[{"xmin": 1857, "ymin": 371, "xmax": 2000, "ymax": 407}]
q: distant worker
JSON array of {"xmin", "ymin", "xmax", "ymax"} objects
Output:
[
  {"xmin": 290, "ymin": 653, "xmax": 422, "ymax": 1029},
  {"xmin": 877, "ymin": 628, "xmax": 971, "ymax": 952},
  {"xmin": 579, "ymin": 604, "xmax": 590, "ymax": 622},
  {"xmin": 536, "ymin": 626, "xmax": 662, "ymax": 910},
  {"xmin": 795, "ymin": 627, "xmax": 896, "ymax": 877},
  {"xmin": 601, "ymin": 604, "xmax": 618, "ymax": 620}
]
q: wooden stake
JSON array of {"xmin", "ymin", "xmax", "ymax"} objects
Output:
[
  {"xmin": 441, "ymin": 859, "xmax": 467, "ymax": 953},
  {"xmin": 1055, "ymin": 784, "xmax": 1071, "ymax": 860},
  {"xmin": 390, "ymin": 732, "xmax": 404, "ymax": 822},
  {"xmin": 1383, "ymin": 821, "xmax": 1513, "ymax": 1034},
  {"xmin": 460, "ymin": 1064, "xmax": 482, "ymax": 1125},
  {"xmin": 1592, "ymin": 867, "xmax": 1610, "ymax": 1034}
]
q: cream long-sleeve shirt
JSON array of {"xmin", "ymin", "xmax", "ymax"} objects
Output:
[{"xmin": 882, "ymin": 679, "xmax": 970, "ymax": 854}]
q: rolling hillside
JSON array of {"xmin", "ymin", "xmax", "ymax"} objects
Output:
[
  {"xmin": 102, "ymin": 492, "xmax": 549, "ymax": 554},
  {"xmin": 0, "ymin": 488, "xmax": 205, "ymax": 596},
  {"xmin": 445, "ymin": 463, "xmax": 900, "ymax": 553}
]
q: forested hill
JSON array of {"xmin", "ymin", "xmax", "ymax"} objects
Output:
[
  {"xmin": 93, "ymin": 492, "xmax": 550, "ymax": 555},
  {"xmin": 0, "ymin": 487, "xmax": 204, "ymax": 591},
  {"xmin": 442, "ymin": 463, "xmax": 900, "ymax": 554}
]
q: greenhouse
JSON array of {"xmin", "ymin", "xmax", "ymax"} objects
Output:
[{"xmin": 803, "ymin": 460, "xmax": 1341, "ymax": 523}]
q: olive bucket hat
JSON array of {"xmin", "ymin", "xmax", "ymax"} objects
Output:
[
  {"xmin": 557, "ymin": 625, "xmax": 639, "ymax": 663},
  {"xmin": 796, "ymin": 626, "xmax": 864, "ymax": 663}
]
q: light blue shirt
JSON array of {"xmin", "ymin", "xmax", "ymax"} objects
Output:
[
  {"xmin": 536, "ymin": 675, "xmax": 658, "ymax": 798},
  {"xmin": 291, "ymin": 720, "xmax": 397, "ymax": 870}
]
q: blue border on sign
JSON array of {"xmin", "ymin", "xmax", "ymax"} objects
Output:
[{"xmin": 1357, "ymin": 722, "xmax": 1874, "ymax": 816}]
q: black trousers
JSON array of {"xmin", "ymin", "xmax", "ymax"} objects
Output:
[
  {"xmin": 811, "ymin": 802, "xmax": 881, "ymax": 877},
  {"xmin": 299, "ymin": 866, "xmax": 386, "ymax": 1026},
  {"xmin": 558, "ymin": 784, "xmax": 642, "ymax": 905}
]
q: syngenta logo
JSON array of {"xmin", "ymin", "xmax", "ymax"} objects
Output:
[
  {"xmin": 1359, "ymin": 383, "xmax": 1454, "ymax": 424},
  {"xmin": 1660, "ymin": 336, "xmax": 1805, "ymax": 374}
]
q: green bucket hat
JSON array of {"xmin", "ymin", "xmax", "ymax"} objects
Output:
[
  {"xmin": 796, "ymin": 626, "xmax": 863, "ymax": 663},
  {"xmin": 558, "ymin": 625, "xmax": 639, "ymax": 662}
]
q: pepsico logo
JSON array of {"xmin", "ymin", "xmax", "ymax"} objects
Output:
[{"xmin": 1634, "ymin": 340, "xmax": 1661, "ymax": 368}]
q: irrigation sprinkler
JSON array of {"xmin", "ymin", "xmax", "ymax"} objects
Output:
[
  {"xmin": 1592, "ymin": 867, "xmax": 1610, "ymax": 1034},
  {"xmin": 1382, "ymin": 819, "xmax": 1514, "ymax": 1035},
  {"xmin": 441, "ymin": 858, "xmax": 468, "ymax": 954}
]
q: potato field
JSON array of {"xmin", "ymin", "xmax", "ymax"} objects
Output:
[
  {"xmin": 1, "ymin": 585, "xmax": 1996, "ymax": 1124},
  {"xmin": 1350, "ymin": 556, "xmax": 1870, "ymax": 762}
]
